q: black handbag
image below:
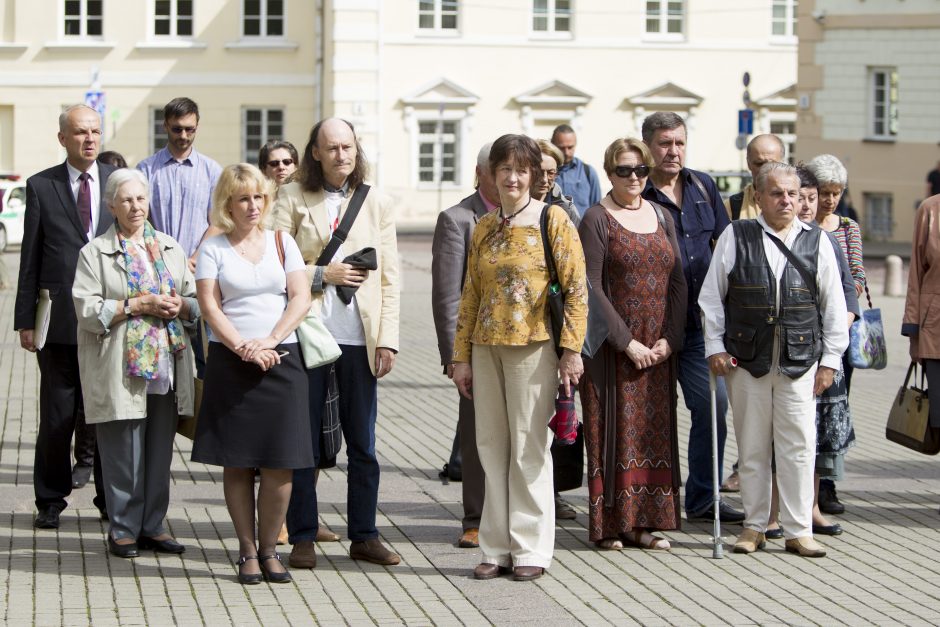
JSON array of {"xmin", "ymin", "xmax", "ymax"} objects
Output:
[
  {"xmin": 551, "ymin": 422, "xmax": 584, "ymax": 491},
  {"xmin": 539, "ymin": 206, "xmax": 608, "ymax": 358},
  {"xmin": 320, "ymin": 364, "xmax": 344, "ymax": 462}
]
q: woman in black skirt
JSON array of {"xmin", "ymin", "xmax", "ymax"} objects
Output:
[{"xmin": 193, "ymin": 164, "xmax": 313, "ymax": 584}]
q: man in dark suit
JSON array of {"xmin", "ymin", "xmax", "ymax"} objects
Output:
[
  {"xmin": 14, "ymin": 104, "xmax": 115, "ymax": 529},
  {"xmin": 431, "ymin": 143, "xmax": 496, "ymax": 549}
]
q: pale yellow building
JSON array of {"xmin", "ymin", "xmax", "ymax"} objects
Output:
[
  {"xmin": 797, "ymin": 0, "xmax": 940, "ymax": 243},
  {"xmin": 0, "ymin": 1, "xmax": 798, "ymax": 227}
]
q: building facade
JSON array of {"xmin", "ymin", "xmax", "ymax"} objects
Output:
[
  {"xmin": 797, "ymin": 0, "xmax": 940, "ymax": 243},
  {"xmin": 0, "ymin": 0, "xmax": 797, "ymax": 227}
]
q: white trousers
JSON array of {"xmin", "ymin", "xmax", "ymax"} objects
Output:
[
  {"xmin": 727, "ymin": 364, "xmax": 817, "ymax": 539},
  {"xmin": 472, "ymin": 342, "xmax": 557, "ymax": 569}
]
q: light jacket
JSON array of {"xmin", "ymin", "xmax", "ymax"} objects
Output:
[
  {"xmin": 267, "ymin": 181, "xmax": 401, "ymax": 375},
  {"xmin": 904, "ymin": 196, "xmax": 940, "ymax": 359},
  {"xmin": 72, "ymin": 225, "xmax": 197, "ymax": 423}
]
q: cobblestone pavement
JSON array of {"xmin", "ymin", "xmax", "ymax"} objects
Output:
[{"xmin": 1, "ymin": 239, "xmax": 939, "ymax": 626}]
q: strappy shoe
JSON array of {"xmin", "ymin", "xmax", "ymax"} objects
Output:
[
  {"xmin": 621, "ymin": 530, "xmax": 670, "ymax": 551},
  {"xmin": 259, "ymin": 553, "xmax": 292, "ymax": 584},
  {"xmin": 594, "ymin": 538, "xmax": 623, "ymax": 550},
  {"xmin": 237, "ymin": 556, "xmax": 262, "ymax": 585}
]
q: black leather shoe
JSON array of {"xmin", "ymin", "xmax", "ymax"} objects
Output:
[
  {"xmin": 108, "ymin": 536, "xmax": 139, "ymax": 558},
  {"xmin": 34, "ymin": 507, "xmax": 61, "ymax": 529},
  {"xmin": 99, "ymin": 509, "xmax": 109, "ymax": 522},
  {"xmin": 138, "ymin": 536, "xmax": 186, "ymax": 554},
  {"xmin": 259, "ymin": 553, "xmax": 292, "ymax": 583},
  {"xmin": 765, "ymin": 527, "xmax": 785, "ymax": 540},
  {"xmin": 237, "ymin": 556, "xmax": 263, "ymax": 585},
  {"xmin": 688, "ymin": 501, "xmax": 746, "ymax": 524},
  {"xmin": 818, "ymin": 480, "xmax": 845, "ymax": 515},
  {"xmin": 812, "ymin": 523, "xmax": 843, "ymax": 536},
  {"xmin": 71, "ymin": 465, "xmax": 93, "ymax": 489}
]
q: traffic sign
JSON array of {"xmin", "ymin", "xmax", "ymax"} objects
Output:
[
  {"xmin": 735, "ymin": 134, "xmax": 748, "ymax": 150},
  {"xmin": 738, "ymin": 109, "xmax": 754, "ymax": 135},
  {"xmin": 84, "ymin": 90, "xmax": 106, "ymax": 120}
]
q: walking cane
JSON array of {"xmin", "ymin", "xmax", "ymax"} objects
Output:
[{"xmin": 708, "ymin": 368, "xmax": 724, "ymax": 559}]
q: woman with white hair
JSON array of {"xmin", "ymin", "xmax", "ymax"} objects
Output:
[{"xmin": 72, "ymin": 168, "xmax": 199, "ymax": 559}]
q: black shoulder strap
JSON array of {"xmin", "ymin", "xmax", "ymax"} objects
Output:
[
  {"xmin": 315, "ymin": 183, "xmax": 371, "ymax": 266},
  {"xmin": 649, "ymin": 200, "xmax": 667, "ymax": 229},
  {"xmin": 765, "ymin": 229, "xmax": 818, "ymax": 301},
  {"xmin": 539, "ymin": 205, "xmax": 559, "ymax": 285},
  {"xmin": 730, "ymin": 193, "xmax": 743, "ymax": 220}
]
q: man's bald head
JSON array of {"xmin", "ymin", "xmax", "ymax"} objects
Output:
[{"xmin": 745, "ymin": 134, "xmax": 786, "ymax": 181}]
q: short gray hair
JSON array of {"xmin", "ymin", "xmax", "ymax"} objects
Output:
[
  {"xmin": 641, "ymin": 111, "xmax": 686, "ymax": 144},
  {"xmin": 754, "ymin": 161, "xmax": 798, "ymax": 192},
  {"xmin": 806, "ymin": 154, "xmax": 848, "ymax": 188},
  {"xmin": 476, "ymin": 142, "xmax": 493, "ymax": 169},
  {"xmin": 104, "ymin": 168, "xmax": 149, "ymax": 207},
  {"xmin": 58, "ymin": 104, "xmax": 100, "ymax": 133}
]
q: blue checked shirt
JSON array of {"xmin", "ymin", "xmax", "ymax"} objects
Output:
[{"xmin": 137, "ymin": 146, "xmax": 222, "ymax": 257}]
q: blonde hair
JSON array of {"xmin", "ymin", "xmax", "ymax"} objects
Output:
[
  {"xmin": 210, "ymin": 163, "xmax": 274, "ymax": 234},
  {"xmin": 604, "ymin": 137, "xmax": 654, "ymax": 175},
  {"xmin": 536, "ymin": 139, "xmax": 564, "ymax": 168}
]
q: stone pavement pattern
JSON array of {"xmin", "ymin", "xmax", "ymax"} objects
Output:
[{"xmin": 1, "ymin": 239, "xmax": 939, "ymax": 626}]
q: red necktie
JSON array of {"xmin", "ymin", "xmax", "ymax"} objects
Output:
[{"xmin": 78, "ymin": 172, "xmax": 92, "ymax": 234}]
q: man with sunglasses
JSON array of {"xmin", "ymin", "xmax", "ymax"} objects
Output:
[
  {"xmin": 640, "ymin": 112, "xmax": 743, "ymax": 524},
  {"xmin": 137, "ymin": 97, "xmax": 222, "ymax": 274}
]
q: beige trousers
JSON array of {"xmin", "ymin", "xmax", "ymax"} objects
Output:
[
  {"xmin": 472, "ymin": 342, "xmax": 557, "ymax": 569},
  {"xmin": 727, "ymin": 364, "xmax": 817, "ymax": 539}
]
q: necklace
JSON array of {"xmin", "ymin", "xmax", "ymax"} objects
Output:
[
  {"xmin": 608, "ymin": 192, "xmax": 642, "ymax": 210},
  {"xmin": 498, "ymin": 197, "xmax": 532, "ymax": 231},
  {"xmin": 233, "ymin": 232, "xmax": 259, "ymax": 256}
]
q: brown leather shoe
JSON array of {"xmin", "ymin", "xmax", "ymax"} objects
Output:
[
  {"xmin": 720, "ymin": 470, "xmax": 741, "ymax": 492},
  {"xmin": 733, "ymin": 529, "xmax": 766, "ymax": 554},
  {"xmin": 473, "ymin": 563, "xmax": 509, "ymax": 580},
  {"xmin": 316, "ymin": 526, "xmax": 340, "ymax": 542},
  {"xmin": 458, "ymin": 528, "xmax": 479, "ymax": 548},
  {"xmin": 513, "ymin": 566, "xmax": 544, "ymax": 581},
  {"xmin": 785, "ymin": 536, "xmax": 826, "ymax": 558},
  {"xmin": 349, "ymin": 539, "xmax": 401, "ymax": 566},
  {"xmin": 288, "ymin": 540, "xmax": 317, "ymax": 569}
]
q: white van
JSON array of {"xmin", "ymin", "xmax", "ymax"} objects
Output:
[{"xmin": 0, "ymin": 176, "xmax": 26, "ymax": 252}]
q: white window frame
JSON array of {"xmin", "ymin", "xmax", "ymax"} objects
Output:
[
  {"xmin": 644, "ymin": 0, "xmax": 684, "ymax": 41},
  {"xmin": 241, "ymin": 0, "xmax": 286, "ymax": 39},
  {"xmin": 864, "ymin": 192, "xmax": 893, "ymax": 241},
  {"xmin": 150, "ymin": 107, "xmax": 169, "ymax": 155},
  {"xmin": 869, "ymin": 67, "xmax": 898, "ymax": 140},
  {"xmin": 771, "ymin": 0, "xmax": 798, "ymax": 40},
  {"xmin": 417, "ymin": 0, "xmax": 459, "ymax": 35},
  {"xmin": 62, "ymin": 0, "xmax": 103, "ymax": 39},
  {"xmin": 150, "ymin": 0, "xmax": 194, "ymax": 39},
  {"xmin": 414, "ymin": 118, "xmax": 461, "ymax": 188},
  {"xmin": 531, "ymin": 0, "xmax": 573, "ymax": 38},
  {"xmin": 242, "ymin": 107, "xmax": 285, "ymax": 164}
]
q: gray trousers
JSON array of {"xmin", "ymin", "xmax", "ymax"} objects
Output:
[
  {"xmin": 458, "ymin": 395, "xmax": 485, "ymax": 530},
  {"xmin": 96, "ymin": 392, "xmax": 178, "ymax": 540}
]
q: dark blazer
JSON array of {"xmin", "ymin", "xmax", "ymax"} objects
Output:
[
  {"xmin": 431, "ymin": 191, "xmax": 489, "ymax": 366},
  {"xmin": 14, "ymin": 162, "xmax": 115, "ymax": 345}
]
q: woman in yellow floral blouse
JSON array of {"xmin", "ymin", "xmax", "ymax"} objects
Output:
[{"xmin": 452, "ymin": 134, "xmax": 587, "ymax": 582}]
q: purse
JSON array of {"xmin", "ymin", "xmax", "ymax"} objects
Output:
[
  {"xmin": 274, "ymin": 230, "xmax": 342, "ymax": 369},
  {"xmin": 539, "ymin": 206, "xmax": 608, "ymax": 358},
  {"xmin": 848, "ymin": 284, "xmax": 887, "ymax": 370},
  {"xmin": 886, "ymin": 361, "xmax": 940, "ymax": 455},
  {"xmin": 551, "ymin": 422, "xmax": 584, "ymax": 492},
  {"xmin": 177, "ymin": 318, "xmax": 210, "ymax": 440},
  {"xmin": 320, "ymin": 364, "xmax": 343, "ymax": 460}
]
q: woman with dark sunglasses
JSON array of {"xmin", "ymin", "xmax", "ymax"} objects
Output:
[
  {"xmin": 258, "ymin": 140, "xmax": 299, "ymax": 187},
  {"xmin": 577, "ymin": 137, "xmax": 686, "ymax": 551}
]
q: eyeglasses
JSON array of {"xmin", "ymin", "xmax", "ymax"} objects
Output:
[
  {"xmin": 169, "ymin": 125, "xmax": 197, "ymax": 135},
  {"xmin": 613, "ymin": 165, "xmax": 650, "ymax": 179},
  {"xmin": 543, "ymin": 169, "xmax": 558, "ymax": 178},
  {"xmin": 266, "ymin": 158, "xmax": 294, "ymax": 168}
]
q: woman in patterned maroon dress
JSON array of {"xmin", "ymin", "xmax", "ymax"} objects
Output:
[{"xmin": 577, "ymin": 138, "xmax": 686, "ymax": 550}]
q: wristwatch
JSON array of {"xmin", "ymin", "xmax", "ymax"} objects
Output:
[{"xmin": 123, "ymin": 298, "xmax": 132, "ymax": 316}]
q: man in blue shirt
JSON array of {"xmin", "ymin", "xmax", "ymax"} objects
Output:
[
  {"xmin": 552, "ymin": 124, "xmax": 601, "ymax": 216},
  {"xmin": 640, "ymin": 111, "xmax": 744, "ymax": 523}
]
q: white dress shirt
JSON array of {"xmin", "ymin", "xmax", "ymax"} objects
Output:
[
  {"xmin": 699, "ymin": 215, "xmax": 849, "ymax": 371},
  {"xmin": 65, "ymin": 160, "xmax": 101, "ymax": 241}
]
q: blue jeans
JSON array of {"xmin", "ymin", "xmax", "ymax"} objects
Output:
[
  {"xmin": 286, "ymin": 345, "xmax": 380, "ymax": 543},
  {"xmin": 678, "ymin": 327, "xmax": 729, "ymax": 515}
]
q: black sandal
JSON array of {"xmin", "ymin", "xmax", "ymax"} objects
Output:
[
  {"xmin": 237, "ymin": 555, "xmax": 262, "ymax": 585},
  {"xmin": 259, "ymin": 553, "xmax": 292, "ymax": 584}
]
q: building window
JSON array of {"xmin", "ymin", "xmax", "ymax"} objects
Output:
[
  {"xmin": 64, "ymin": 0, "xmax": 103, "ymax": 37},
  {"xmin": 533, "ymin": 0, "xmax": 571, "ymax": 34},
  {"xmin": 769, "ymin": 120, "xmax": 796, "ymax": 163},
  {"xmin": 417, "ymin": 120, "xmax": 459, "ymax": 185},
  {"xmin": 645, "ymin": 0, "xmax": 683, "ymax": 36},
  {"xmin": 771, "ymin": 0, "xmax": 797, "ymax": 38},
  {"xmin": 870, "ymin": 68, "xmax": 898, "ymax": 139},
  {"xmin": 418, "ymin": 0, "xmax": 458, "ymax": 32},
  {"xmin": 864, "ymin": 193, "xmax": 893, "ymax": 240},
  {"xmin": 154, "ymin": 0, "xmax": 193, "ymax": 37},
  {"xmin": 243, "ymin": 108, "xmax": 284, "ymax": 163},
  {"xmin": 243, "ymin": 0, "xmax": 284, "ymax": 38},
  {"xmin": 151, "ymin": 108, "xmax": 169, "ymax": 155}
]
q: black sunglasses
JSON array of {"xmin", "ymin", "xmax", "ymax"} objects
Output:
[
  {"xmin": 267, "ymin": 158, "xmax": 294, "ymax": 168},
  {"xmin": 169, "ymin": 125, "xmax": 197, "ymax": 135},
  {"xmin": 613, "ymin": 165, "xmax": 650, "ymax": 178}
]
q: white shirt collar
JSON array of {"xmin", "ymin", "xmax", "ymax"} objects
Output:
[
  {"xmin": 756, "ymin": 214, "xmax": 811, "ymax": 235},
  {"xmin": 66, "ymin": 160, "xmax": 100, "ymax": 184}
]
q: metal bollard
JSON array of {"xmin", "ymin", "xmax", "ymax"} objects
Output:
[{"xmin": 884, "ymin": 254, "xmax": 903, "ymax": 297}]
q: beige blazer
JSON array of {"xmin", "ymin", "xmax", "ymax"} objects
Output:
[
  {"xmin": 267, "ymin": 181, "xmax": 400, "ymax": 375},
  {"xmin": 72, "ymin": 225, "xmax": 197, "ymax": 423},
  {"xmin": 904, "ymin": 195, "xmax": 940, "ymax": 359}
]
